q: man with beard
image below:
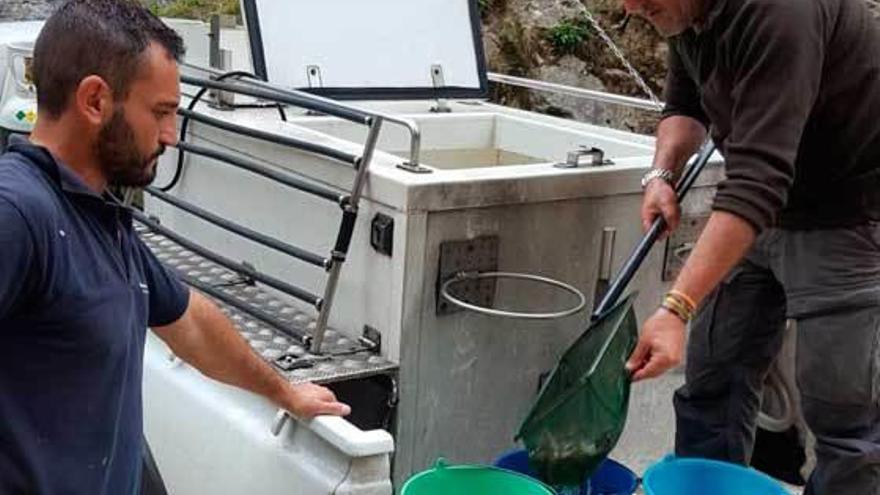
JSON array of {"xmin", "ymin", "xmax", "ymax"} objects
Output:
[
  {"xmin": 0, "ymin": 1, "xmax": 350, "ymax": 493},
  {"xmin": 621, "ymin": 0, "xmax": 880, "ymax": 491}
]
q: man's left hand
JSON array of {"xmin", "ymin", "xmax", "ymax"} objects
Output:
[{"xmin": 625, "ymin": 308, "xmax": 686, "ymax": 381}]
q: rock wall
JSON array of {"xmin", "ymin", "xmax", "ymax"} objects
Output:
[
  {"xmin": 481, "ymin": 0, "xmax": 665, "ymax": 133},
  {"xmin": 0, "ymin": 0, "xmax": 63, "ymax": 21}
]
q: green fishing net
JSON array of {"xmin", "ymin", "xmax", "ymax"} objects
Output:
[{"xmin": 516, "ymin": 294, "xmax": 639, "ymax": 488}]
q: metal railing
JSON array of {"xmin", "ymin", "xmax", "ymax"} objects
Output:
[
  {"xmin": 181, "ymin": 62, "xmax": 423, "ymax": 168},
  {"xmin": 141, "ymin": 70, "xmax": 387, "ymax": 355},
  {"xmin": 176, "ymin": 108, "xmax": 358, "ymax": 167},
  {"xmin": 487, "ymin": 72, "xmax": 662, "ymax": 112}
]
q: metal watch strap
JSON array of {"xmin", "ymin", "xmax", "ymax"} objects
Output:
[{"xmin": 640, "ymin": 168, "xmax": 675, "ymax": 189}]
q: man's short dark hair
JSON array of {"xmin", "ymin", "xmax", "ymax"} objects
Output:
[{"xmin": 33, "ymin": 0, "xmax": 185, "ymax": 118}]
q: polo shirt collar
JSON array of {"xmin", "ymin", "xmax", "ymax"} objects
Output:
[{"xmin": 7, "ymin": 135, "xmax": 106, "ymax": 201}]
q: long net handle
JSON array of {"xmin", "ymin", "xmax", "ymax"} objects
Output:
[{"xmin": 591, "ymin": 141, "xmax": 717, "ymax": 320}]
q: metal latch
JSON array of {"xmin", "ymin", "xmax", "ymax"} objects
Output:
[
  {"xmin": 430, "ymin": 64, "xmax": 452, "ymax": 113},
  {"xmin": 273, "ymin": 354, "xmax": 331, "ymax": 371},
  {"xmin": 554, "ymin": 146, "xmax": 613, "ymax": 168}
]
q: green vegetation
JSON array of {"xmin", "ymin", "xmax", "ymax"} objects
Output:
[
  {"xmin": 478, "ymin": 0, "xmax": 508, "ymax": 19},
  {"xmin": 144, "ymin": 0, "xmax": 240, "ymax": 20},
  {"xmin": 546, "ymin": 17, "xmax": 592, "ymax": 55}
]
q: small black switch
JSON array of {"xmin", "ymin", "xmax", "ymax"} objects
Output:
[{"xmin": 371, "ymin": 213, "xmax": 394, "ymax": 256}]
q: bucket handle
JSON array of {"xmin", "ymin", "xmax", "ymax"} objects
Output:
[{"xmin": 440, "ymin": 271, "xmax": 586, "ymax": 320}]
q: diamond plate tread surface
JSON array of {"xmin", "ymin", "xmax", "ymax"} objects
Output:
[{"xmin": 137, "ymin": 224, "xmax": 398, "ymax": 384}]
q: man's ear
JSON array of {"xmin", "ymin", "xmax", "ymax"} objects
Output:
[{"xmin": 74, "ymin": 75, "xmax": 114, "ymax": 126}]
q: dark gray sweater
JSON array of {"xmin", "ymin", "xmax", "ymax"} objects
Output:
[{"xmin": 664, "ymin": 0, "xmax": 880, "ymax": 230}]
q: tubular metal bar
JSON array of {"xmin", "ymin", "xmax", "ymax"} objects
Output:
[
  {"xmin": 441, "ymin": 271, "xmax": 587, "ymax": 319},
  {"xmin": 132, "ymin": 210, "xmax": 322, "ymax": 308},
  {"xmin": 370, "ymin": 112, "xmax": 421, "ymax": 169},
  {"xmin": 176, "ymin": 141, "xmax": 345, "ymax": 204},
  {"xmin": 591, "ymin": 141, "xmax": 717, "ymax": 319},
  {"xmin": 181, "ymin": 74, "xmax": 372, "ymax": 125},
  {"xmin": 182, "ymin": 62, "xmax": 424, "ymax": 168},
  {"xmin": 350, "ymin": 117, "xmax": 383, "ymax": 206},
  {"xmin": 182, "ymin": 273, "xmax": 307, "ymax": 343},
  {"xmin": 310, "ymin": 118, "xmax": 385, "ymax": 353},
  {"xmin": 144, "ymin": 186, "xmax": 329, "ymax": 269},
  {"xmin": 488, "ymin": 72, "xmax": 662, "ymax": 112},
  {"xmin": 177, "ymin": 108, "xmax": 357, "ymax": 167}
]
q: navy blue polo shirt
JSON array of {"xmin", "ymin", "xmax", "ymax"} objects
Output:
[{"xmin": 0, "ymin": 137, "xmax": 190, "ymax": 494}]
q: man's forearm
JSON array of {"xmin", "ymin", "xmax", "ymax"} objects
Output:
[
  {"xmin": 654, "ymin": 115, "xmax": 707, "ymax": 175},
  {"xmin": 672, "ymin": 210, "xmax": 756, "ymax": 306},
  {"xmin": 155, "ymin": 292, "xmax": 290, "ymax": 406}
]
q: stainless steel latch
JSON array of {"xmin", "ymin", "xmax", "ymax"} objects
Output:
[{"xmin": 554, "ymin": 146, "xmax": 613, "ymax": 168}]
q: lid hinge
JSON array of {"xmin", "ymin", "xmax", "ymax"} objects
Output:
[{"xmin": 430, "ymin": 64, "xmax": 452, "ymax": 113}]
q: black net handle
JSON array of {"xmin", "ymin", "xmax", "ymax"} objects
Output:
[{"xmin": 591, "ymin": 141, "xmax": 717, "ymax": 320}]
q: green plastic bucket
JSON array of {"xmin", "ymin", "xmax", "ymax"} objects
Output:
[{"xmin": 402, "ymin": 459, "xmax": 556, "ymax": 495}]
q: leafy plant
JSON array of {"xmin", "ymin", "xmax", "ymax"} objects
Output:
[
  {"xmin": 546, "ymin": 17, "xmax": 592, "ymax": 55},
  {"xmin": 145, "ymin": 0, "xmax": 240, "ymax": 20}
]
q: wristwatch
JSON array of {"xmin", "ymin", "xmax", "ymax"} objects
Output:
[{"xmin": 640, "ymin": 168, "xmax": 676, "ymax": 189}]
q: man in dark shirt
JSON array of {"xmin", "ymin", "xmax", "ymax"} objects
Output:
[
  {"xmin": 0, "ymin": 1, "xmax": 350, "ymax": 493},
  {"xmin": 621, "ymin": 0, "xmax": 880, "ymax": 491}
]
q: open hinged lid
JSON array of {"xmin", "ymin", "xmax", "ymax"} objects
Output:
[{"xmin": 241, "ymin": 0, "xmax": 488, "ymax": 100}]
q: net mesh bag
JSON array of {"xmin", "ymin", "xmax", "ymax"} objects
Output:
[{"xmin": 516, "ymin": 294, "xmax": 639, "ymax": 488}]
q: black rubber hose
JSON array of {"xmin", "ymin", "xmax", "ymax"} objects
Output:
[{"xmin": 158, "ymin": 70, "xmax": 286, "ymax": 192}]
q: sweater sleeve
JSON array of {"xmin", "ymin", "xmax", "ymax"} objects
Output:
[
  {"xmin": 711, "ymin": 0, "xmax": 824, "ymax": 231},
  {"xmin": 661, "ymin": 41, "xmax": 710, "ymax": 128}
]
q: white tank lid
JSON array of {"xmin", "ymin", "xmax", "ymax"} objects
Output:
[{"xmin": 241, "ymin": 0, "xmax": 488, "ymax": 100}]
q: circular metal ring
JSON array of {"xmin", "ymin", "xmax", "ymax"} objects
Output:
[{"xmin": 440, "ymin": 271, "xmax": 587, "ymax": 320}]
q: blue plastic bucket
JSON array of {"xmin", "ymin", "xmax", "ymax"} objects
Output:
[
  {"xmin": 643, "ymin": 457, "xmax": 788, "ymax": 495},
  {"xmin": 494, "ymin": 449, "xmax": 639, "ymax": 495}
]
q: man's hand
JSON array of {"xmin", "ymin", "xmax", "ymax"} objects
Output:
[
  {"xmin": 281, "ymin": 382, "xmax": 351, "ymax": 419},
  {"xmin": 641, "ymin": 179, "xmax": 680, "ymax": 235},
  {"xmin": 625, "ymin": 308, "xmax": 686, "ymax": 381}
]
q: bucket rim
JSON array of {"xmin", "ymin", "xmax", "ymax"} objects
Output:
[
  {"xmin": 401, "ymin": 461, "xmax": 556, "ymax": 495},
  {"xmin": 642, "ymin": 456, "xmax": 788, "ymax": 494}
]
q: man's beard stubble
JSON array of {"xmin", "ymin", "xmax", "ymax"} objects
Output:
[{"xmin": 95, "ymin": 107, "xmax": 165, "ymax": 188}]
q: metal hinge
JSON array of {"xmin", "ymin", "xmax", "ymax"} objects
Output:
[{"xmin": 430, "ymin": 64, "xmax": 452, "ymax": 113}]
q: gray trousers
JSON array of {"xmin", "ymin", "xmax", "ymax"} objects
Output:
[{"xmin": 674, "ymin": 223, "xmax": 880, "ymax": 494}]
